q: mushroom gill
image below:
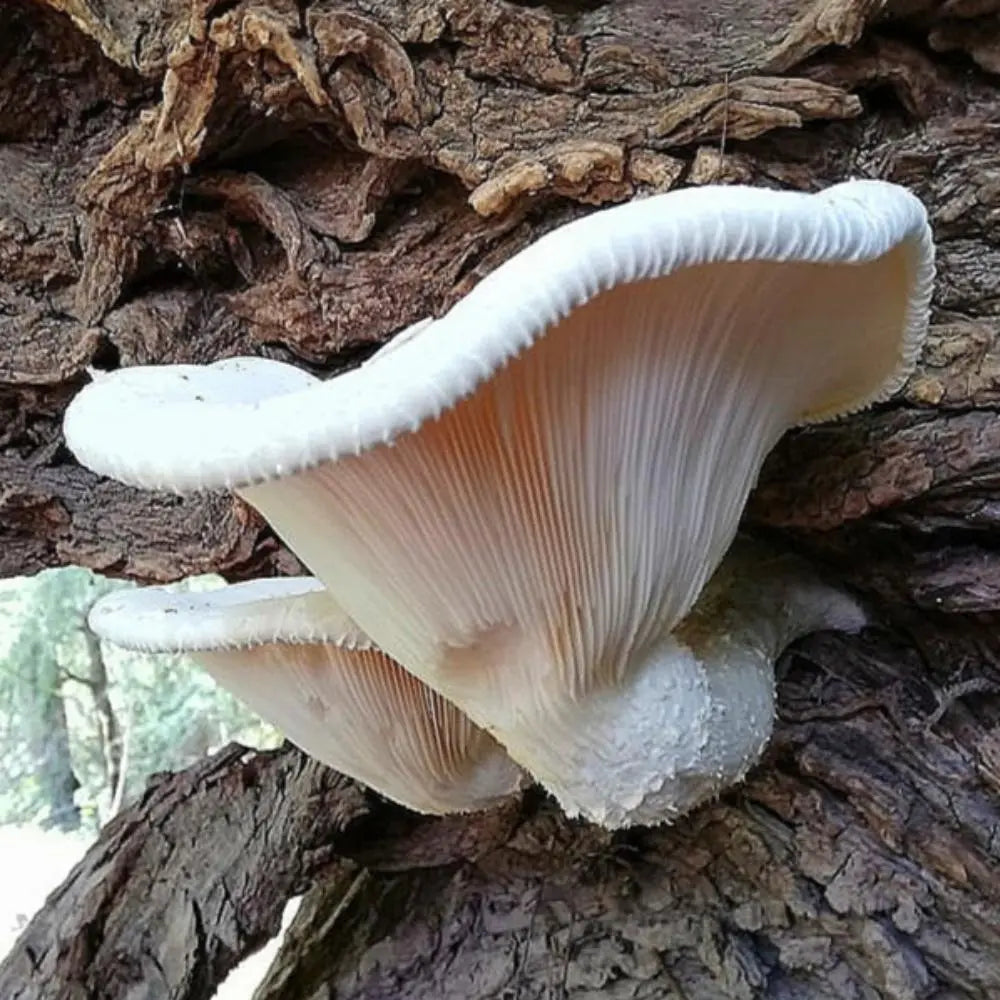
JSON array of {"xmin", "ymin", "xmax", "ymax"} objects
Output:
[{"xmin": 89, "ymin": 578, "xmax": 524, "ymax": 815}]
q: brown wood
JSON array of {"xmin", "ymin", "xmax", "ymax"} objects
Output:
[{"xmin": 2, "ymin": 1, "xmax": 1000, "ymax": 997}]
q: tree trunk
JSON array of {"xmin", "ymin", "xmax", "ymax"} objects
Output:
[
  {"xmin": 20, "ymin": 635, "xmax": 81, "ymax": 833},
  {"xmin": 2, "ymin": 0, "xmax": 1000, "ymax": 997},
  {"xmin": 80, "ymin": 611, "xmax": 123, "ymax": 810}
]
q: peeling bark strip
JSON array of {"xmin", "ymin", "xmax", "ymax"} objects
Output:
[{"xmin": 3, "ymin": 0, "xmax": 1000, "ymax": 997}]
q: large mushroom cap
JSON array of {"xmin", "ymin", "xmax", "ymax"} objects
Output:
[
  {"xmin": 65, "ymin": 180, "xmax": 932, "ymax": 492},
  {"xmin": 89, "ymin": 579, "xmax": 524, "ymax": 815},
  {"xmin": 68, "ymin": 180, "xmax": 934, "ymax": 826}
]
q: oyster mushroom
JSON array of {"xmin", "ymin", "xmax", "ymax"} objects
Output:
[
  {"xmin": 88, "ymin": 577, "xmax": 524, "ymax": 815},
  {"xmin": 66, "ymin": 180, "xmax": 934, "ymax": 827}
]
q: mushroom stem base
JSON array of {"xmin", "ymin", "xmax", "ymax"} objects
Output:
[{"xmin": 488, "ymin": 538, "xmax": 867, "ymax": 829}]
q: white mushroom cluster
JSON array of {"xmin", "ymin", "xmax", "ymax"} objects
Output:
[{"xmin": 71, "ymin": 180, "xmax": 934, "ymax": 827}]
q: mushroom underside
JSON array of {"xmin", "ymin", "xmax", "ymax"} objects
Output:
[
  {"xmin": 88, "ymin": 582, "xmax": 524, "ymax": 815},
  {"xmin": 243, "ymin": 250, "xmax": 913, "ymax": 705}
]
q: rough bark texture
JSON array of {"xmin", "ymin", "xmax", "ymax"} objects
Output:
[{"xmin": 2, "ymin": 0, "xmax": 1000, "ymax": 997}]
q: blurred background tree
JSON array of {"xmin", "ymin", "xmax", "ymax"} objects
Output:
[{"xmin": 0, "ymin": 568, "xmax": 280, "ymax": 833}]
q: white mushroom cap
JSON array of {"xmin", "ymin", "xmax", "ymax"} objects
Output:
[
  {"xmin": 88, "ymin": 579, "xmax": 524, "ymax": 815},
  {"xmin": 65, "ymin": 181, "xmax": 932, "ymax": 491},
  {"xmin": 88, "ymin": 576, "xmax": 361, "ymax": 650},
  {"xmin": 67, "ymin": 180, "xmax": 934, "ymax": 826}
]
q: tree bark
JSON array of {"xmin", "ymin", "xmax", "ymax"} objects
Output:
[
  {"xmin": 21, "ymin": 634, "xmax": 81, "ymax": 833},
  {"xmin": 2, "ymin": 0, "xmax": 1000, "ymax": 997}
]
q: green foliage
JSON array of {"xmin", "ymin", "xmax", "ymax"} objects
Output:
[{"xmin": 0, "ymin": 569, "xmax": 280, "ymax": 832}]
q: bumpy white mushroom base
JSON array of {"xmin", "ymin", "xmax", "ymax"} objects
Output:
[{"xmin": 467, "ymin": 538, "xmax": 866, "ymax": 828}]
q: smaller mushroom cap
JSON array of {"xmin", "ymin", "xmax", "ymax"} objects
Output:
[{"xmin": 88, "ymin": 578, "xmax": 524, "ymax": 815}]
